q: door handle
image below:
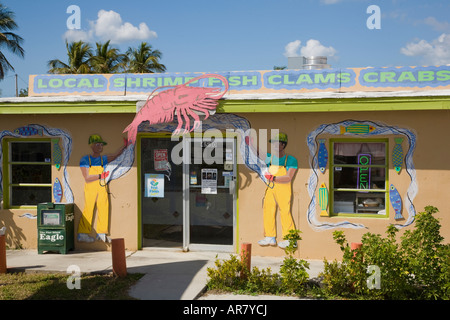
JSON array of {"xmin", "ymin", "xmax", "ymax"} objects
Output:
[{"xmin": 229, "ymin": 180, "xmax": 235, "ymax": 194}]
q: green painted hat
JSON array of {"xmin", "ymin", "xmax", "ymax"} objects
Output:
[
  {"xmin": 88, "ymin": 134, "xmax": 107, "ymax": 145},
  {"xmin": 269, "ymin": 132, "xmax": 288, "ymax": 144}
]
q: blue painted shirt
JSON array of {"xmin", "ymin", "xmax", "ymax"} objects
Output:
[
  {"xmin": 80, "ymin": 155, "xmax": 108, "ymax": 168},
  {"xmin": 265, "ymin": 153, "xmax": 298, "ymax": 170}
]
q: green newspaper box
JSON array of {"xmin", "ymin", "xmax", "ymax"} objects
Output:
[{"xmin": 37, "ymin": 203, "xmax": 74, "ymax": 254}]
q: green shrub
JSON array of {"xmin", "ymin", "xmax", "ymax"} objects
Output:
[
  {"xmin": 246, "ymin": 266, "xmax": 280, "ymax": 294},
  {"xmin": 320, "ymin": 258, "xmax": 354, "ymax": 298},
  {"xmin": 206, "ymin": 229, "xmax": 311, "ymax": 296},
  {"xmin": 206, "ymin": 254, "xmax": 246, "ymax": 291},
  {"xmin": 401, "ymin": 206, "xmax": 450, "ymax": 299},
  {"xmin": 361, "ymin": 225, "xmax": 416, "ymax": 299},
  {"xmin": 206, "ymin": 254, "xmax": 282, "ymax": 295},
  {"xmin": 320, "ymin": 230, "xmax": 369, "ymax": 298},
  {"xmin": 279, "ymin": 229, "xmax": 310, "ymax": 295},
  {"xmin": 320, "ymin": 205, "xmax": 450, "ymax": 300},
  {"xmin": 279, "ymin": 256, "xmax": 310, "ymax": 295}
]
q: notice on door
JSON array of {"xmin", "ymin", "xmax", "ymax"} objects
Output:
[
  {"xmin": 154, "ymin": 149, "xmax": 168, "ymax": 171},
  {"xmin": 145, "ymin": 173, "xmax": 164, "ymax": 198},
  {"xmin": 201, "ymin": 169, "xmax": 217, "ymax": 194}
]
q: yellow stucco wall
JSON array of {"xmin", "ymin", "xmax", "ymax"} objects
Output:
[
  {"xmin": 236, "ymin": 110, "xmax": 450, "ymax": 260},
  {"xmin": 0, "ymin": 109, "xmax": 449, "ymax": 260},
  {"xmin": 0, "ymin": 113, "xmax": 138, "ymax": 251}
]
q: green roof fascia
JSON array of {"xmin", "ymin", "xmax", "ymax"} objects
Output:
[
  {"xmin": 217, "ymin": 95, "xmax": 450, "ymax": 113},
  {"xmin": 0, "ymin": 94, "xmax": 450, "ymax": 114},
  {"xmin": 0, "ymin": 100, "xmax": 137, "ymax": 114}
]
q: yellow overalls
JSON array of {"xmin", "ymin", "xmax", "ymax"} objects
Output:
[
  {"xmin": 78, "ymin": 156, "xmax": 109, "ymax": 234},
  {"xmin": 263, "ymin": 155, "xmax": 295, "ymax": 238}
]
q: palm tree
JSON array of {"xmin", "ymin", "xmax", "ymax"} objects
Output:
[
  {"xmin": 90, "ymin": 40, "xmax": 125, "ymax": 73},
  {"xmin": 47, "ymin": 40, "xmax": 92, "ymax": 74},
  {"xmin": 124, "ymin": 42, "xmax": 166, "ymax": 73},
  {"xmin": 0, "ymin": 3, "xmax": 24, "ymax": 80}
]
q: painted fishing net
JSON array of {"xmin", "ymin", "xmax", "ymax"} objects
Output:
[
  {"xmin": 307, "ymin": 119, "xmax": 417, "ymax": 230},
  {"xmin": 0, "ymin": 124, "xmax": 74, "ymax": 203},
  {"xmin": 106, "ymin": 113, "xmax": 269, "ymax": 185}
]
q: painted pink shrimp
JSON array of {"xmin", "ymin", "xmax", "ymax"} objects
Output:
[{"xmin": 124, "ymin": 74, "xmax": 229, "ymax": 144}]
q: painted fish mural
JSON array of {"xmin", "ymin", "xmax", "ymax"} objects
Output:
[
  {"xmin": 52, "ymin": 138, "xmax": 62, "ymax": 170},
  {"xmin": 124, "ymin": 74, "xmax": 229, "ymax": 144},
  {"xmin": 14, "ymin": 126, "xmax": 43, "ymax": 136},
  {"xmin": 0, "ymin": 124, "xmax": 74, "ymax": 203},
  {"xmin": 19, "ymin": 213, "xmax": 37, "ymax": 219},
  {"xmin": 306, "ymin": 120, "xmax": 417, "ymax": 231},
  {"xmin": 318, "ymin": 139, "xmax": 328, "ymax": 173},
  {"xmin": 389, "ymin": 184, "xmax": 403, "ymax": 220},
  {"xmin": 340, "ymin": 124, "xmax": 376, "ymax": 135},
  {"xmin": 319, "ymin": 183, "xmax": 329, "ymax": 217},
  {"xmin": 392, "ymin": 137, "xmax": 403, "ymax": 174},
  {"xmin": 53, "ymin": 177, "xmax": 63, "ymax": 202}
]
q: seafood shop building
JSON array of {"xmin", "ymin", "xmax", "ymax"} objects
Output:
[{"xmin": 0, "ymin": 64, "xmax": 449, "ymax": 260}]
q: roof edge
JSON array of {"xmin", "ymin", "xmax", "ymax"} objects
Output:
[{"xmin": 2, "ymin": 89, "xmax": 450, "ymax": 104}]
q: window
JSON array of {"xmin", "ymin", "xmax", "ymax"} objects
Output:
[
  {"xmin": 330, "ymin": 139, "xmax": 388, "ymax": 217},
  {"xmin": 3, "ymin": 139, "xmax": 52, "ymax": 208}
]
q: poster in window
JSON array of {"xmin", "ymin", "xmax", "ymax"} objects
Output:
[
  {"xmin": 154, "ymin": 149, "xmax": 168, "ymax": 171},
  {"xmin": 145, "ymin": 174, "xmax": 164, "ymax": 198},
  {"xmin": 201, "ymin": 168, "xmax": 217, "ymax": 194},
  {"xmin": 357, "ymin": 153, "xmax": 372, "ymax": 189}
]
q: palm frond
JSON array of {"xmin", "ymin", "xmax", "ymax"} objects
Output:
[{"xmin": 0, "ymin": 4, "xmax": 24, "ymax": 79}]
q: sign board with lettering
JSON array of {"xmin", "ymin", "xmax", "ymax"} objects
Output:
[
  {"xmin": 28, "ymin": 65, "xmax": 450, "ymax": 97},
  {"xmin": 154, "ymin": 149, "xmax": 168, "ymax": 171},
  {"xmin": 145, "ymin": 173, "xmax": 165, "ymax": 198},
  {"xmin": 357, "ymin": 154, "xmax": 372, "ymax": 190},
  {"xmin": 38, "ymin": 229, "xmax": 65, "ymax": 245}
]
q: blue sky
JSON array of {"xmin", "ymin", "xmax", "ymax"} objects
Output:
[{"xmin": 1, "ymin": 0, "xmax": 450, "ymax": 97}]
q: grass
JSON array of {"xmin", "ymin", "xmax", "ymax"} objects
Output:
[{"xmin": 0, "ymin": 272, "xmax": 144, "ymax": 300}]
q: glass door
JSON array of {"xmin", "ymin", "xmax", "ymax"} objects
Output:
[
  {"xmin": 188, "ymin": 137, "xmax": 236, "ymax": 250},
  {"xmin": 139, "ymin": 135, "xmax": 236, "ymax": 251},
  {"xmin": 140, "ymin": 137, "xmax": 183, "ymax": 248}
]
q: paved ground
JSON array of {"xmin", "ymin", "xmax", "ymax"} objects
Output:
[{"xmin": 4, "ymin": 248, "xmax": 324, "ymax": 300}]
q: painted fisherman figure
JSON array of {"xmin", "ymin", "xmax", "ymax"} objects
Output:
[
  {"xmin": 77, "ymin": 134, "xmax": 126, "ymax": 243},
  {"xmin": 258, "ymin": 132, "xmax": 298, "ymax": 249}
]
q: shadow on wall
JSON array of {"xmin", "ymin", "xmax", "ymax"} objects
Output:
[
  {"xmin": 0, "ymin": 210, "xmax": 27, "ymax": 249},
  {"xmin": 0, "ymin": 205, "xmax": 112, "ymax": 251},
  {"xmin": 238, "ymin": 170, "xmax": 253, "ymax": 190},
  {"xmin": 73, "ymin": 203, "xmax": 111, "ymax": 251}
]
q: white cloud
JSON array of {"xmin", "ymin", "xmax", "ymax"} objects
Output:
[
  {"xmin": 400, "ymin": 33, "xmax": 450, "ymax": 65},
  {"xmin": 63, "ymin": 29, "xmax": 93, "ymax": 43},
  {"xmin": 423, "ymin": 17, "xmax": 450, "ymax": 33},
  {"xmin": 301, "ymin": 39, "xmax": 337, "ymax": 57},
  {"xmin": 91, "ymin": 10, "xmax": 157, "ymax": 43},
  {"xmin": 284, "ymin": 39, "xmax": 337, "ymax": 58},
  {"xmin": 284, "ymin": 40, "xmax": 302, "ymax": 57},
  {"xmin": 63, "ymin": 9, "xmax": 157, "ymax": 44}
]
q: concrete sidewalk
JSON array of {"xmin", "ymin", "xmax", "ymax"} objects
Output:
[{"xmin": 4, "ymin": 249, "xmax": 324, "ymax": 300}]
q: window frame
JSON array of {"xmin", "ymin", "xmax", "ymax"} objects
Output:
[
  {"xmin": 2, "ymin": 138, "xmax": 53, "ymax": 209},
  {"xmin": 329, "ymin": 138, "xmax": 389, "ymax": 218}
]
